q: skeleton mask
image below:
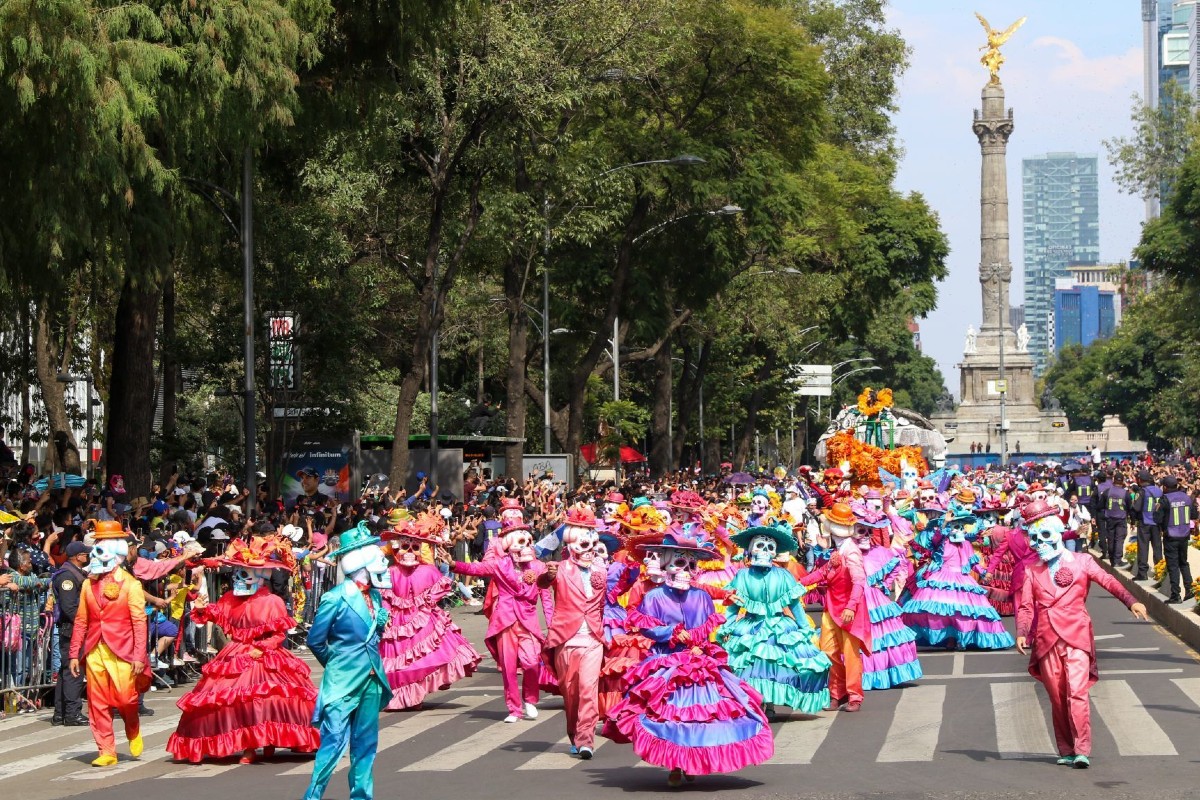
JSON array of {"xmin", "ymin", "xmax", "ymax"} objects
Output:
[
  {"xmin": 747, "ymin": 534, "xmax": 777, "ymax": 567},
  {"xmin": 503, "ymin": 530, "xmax": 535, "ymax": 564},
  {"xmin": 395, "ymin": 537, "xmax": 424, "ymax": 567},
  {"xmin": 643, "ymin": 549, "xmax": 666, "ymax": 583},
  {"xmin": 603, "ymin": 502, "xmax": 621, "ymax": 518},
  {"xmin": 865, "ymin": 497, "xmax": 884, "ymax": 514},
  {"xmin": 593, "ymin": 541, "xmax": 610, "ymax": 567},
  {"xmin": 232, "ymin": 567, "xmax": 268, "ymax": 596},
  {"xmin": 662, "ymin": 548, "xmax": 699, "ymax": 590},
  {"xmin": 1027, "ymin": 515, "xmax": 1066, "ymax": 563},
  {"xmin": 1030, "ymin": 489, "xmax": 1048, "ymax": 503},
  {"xmin": 500, "ymin": 508, "xmax": 524, "ymax": 527},
  {"xmin": 563, "ymin": 526, "xmax": 597, "ymax": 567},
  {"xmin": 88, "ymin": 540, "xmax": 128, "ymax": 576},
  {"xmin": 853, "ymin": 524, "xmax": 874, "ymax": 551},
  {"xmin": 750, "ymin": 494, "xmax": 770, "ymax": 516},
  {"xmin": 946, "ymin": 525, "xmax": 968, "ymax": 544},
  {"xmin": 340, "ymin": 544, "xmax": 393, "ymax": 590}
]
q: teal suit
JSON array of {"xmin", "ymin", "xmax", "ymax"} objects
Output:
[{"xmin": 304, "ymin": 582, "xmax": 393, "ymax": 800}]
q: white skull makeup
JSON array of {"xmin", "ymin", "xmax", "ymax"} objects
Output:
[
  {"xmin": 563, "ymin": 526, "xmax": 598, "ymax": 567},
  {"xmin": 232, "ymin": 567, "xmax": 269, "ymax": 596},
  {"xmin": 603, "ymin": 502, "xmax": 621, "ymax": 519},
  {"xmin": 750, "ymin": 494, "xmax": 770, "ymax": 516},
  {"xmin": 593, "ymin": 540, "xmax": 610, "ymax": 567},
  {"xmin": 865, "ymin": 497, "xmax": 884, "ymax": 514},
  {"xmin": 395, "ymin": 537, "xmax": 424, "ymax": 567},
  {"xmin": 643, "ymin": 549, "xmax": 666, "ymax": 583},
  {"xmin": 747, "ymin": 534, "xmax": 777, "ymax": 567},
  {"xmin": 1027, "ymin": 515, "xmax": 1066, "ymax": 564},
  {"xmin": 340, "ymin": 543, "xmax": 393, "ymax": 590},
  {"xmin": 89, "ymin": 540, "xmax": 128, "ymax": 576},
  {"xmin": 503, "ymin": 530, "xmax": 535, "ymax": 564},
  {"xmin": 919, "ymin": 488, "xmax": 936, "ymax": 505},
  {"xmin": 663, "ymin": 548, "xmax": 699, "ymax": 590}
]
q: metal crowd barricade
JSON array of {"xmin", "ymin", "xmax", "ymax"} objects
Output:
[{"xmin": 1, "ymin": 585, "xmax": 54, "ymax": 717}]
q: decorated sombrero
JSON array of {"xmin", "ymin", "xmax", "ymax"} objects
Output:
[
  {"xmin": 668, "ymin": 490, "xmax": 707, "ymax": 512},
  {"xmin": 327, "ymin": 521, "xmax": 382, "ymax": 560},
  {"xmin": 731, "ymin": 520, "xmax": 799, "ymax": 553},
  {"xmin": 642, "ymin": 531, "xmax": 718, "ymax": 560},
  {"xmin": 219, "ymin": 535, "xmax": 297, "ymax": 572},
  {"xmin": 92, "ymin": 520, "xmax": 131, "ymax": 541}
]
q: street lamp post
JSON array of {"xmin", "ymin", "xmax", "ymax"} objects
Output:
[
  {"xmin": 997, "ymin": 275, "xmax": 1008, "ymax": 467},
  {"xmin": 56, "ymin": 373, "xmax": 94, "ymax": 480}
]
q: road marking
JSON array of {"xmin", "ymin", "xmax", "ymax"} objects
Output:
[
  {"xmin": 1170, "ymin": 677, "xmax": 1200, "ymax": 709},
  {"xmin": 951, "ymin": 652, "xmax": 965, "ymax": 676},
  {"xmin": 1096, "ymin": 647, "xmax": 1159, "ymax": 653},
  {"xmin": 921, "ymin": 668, "xmax": 1183, "ymax": 681},
  {"xmin": 0, "ymin": 718, "xmax": 179, "ymax": 780},
  {"xmin": 1094, "ymin": 634, "xmax": 1124, "ymax": 641},
  {"xmin": 515, "ymin": 736, "xmax": 608, "ymax": 770},
  {"xmin": 159, "ymin": 760, "xmax": 244, "ymax": 778},
  {"xmin": 279, "ymin": 694, "xmax": 497, "ymax": 777},
  {"xmin": 0, "ymin": 722, "xmax": 97, "ymax": 756},
  {"xmin": 991, "ymin": 682, "xmax": 1055, "ymax": 759},
  {"xmin": 1091, "ymin": 680, "xmax": 1177, "ymax": 756},
  {"xmin": 399, "ymin": 709, "xmax": 562, "ymax": 771},
  {"xmin": 57, "ymin": 743, "xmax": 172, "ymax": 781},
  {"xmin": 766, "ymin": 713, "xmax": 836, "ymax": 764},
  {"xmin": 0, "ymin": 714, "xmax": 53, "ymax": 733},
  {"xmin": 877, "ymin": 684, "xmax": 945, "ymax": 762}
]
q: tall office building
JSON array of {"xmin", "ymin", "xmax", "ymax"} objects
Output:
[{"xmin": 1022, "ymin": 153, "xmax": 1100, "ymax": 375}]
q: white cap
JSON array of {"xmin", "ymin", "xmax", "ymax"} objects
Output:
[
  {"xmin": 281, "ymin": 524, "xmax": 303, "ymax": 542},
  {"xmin": 439, "ymin": 507, "xmax": 453, "ymax": 520}
]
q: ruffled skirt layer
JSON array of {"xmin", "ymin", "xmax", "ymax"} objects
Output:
[
  {"xmin": 718, "ymin": 615, "xmax": 830, "ymax": 713},
  {"xmin": 901, "ymin": 569, "xmax": 1015, "ymax": 650},
  {"xmin": 379, "ymin": 605, "xmax": 482, "ymax": 710},
  {"xmin": 862, "ymin": 587, "xmax": 923, "ymax": 690}
]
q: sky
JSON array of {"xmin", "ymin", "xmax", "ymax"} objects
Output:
[{"xmin": 886, "ymin": 1, "xmax": 1145, "ymax": 396}]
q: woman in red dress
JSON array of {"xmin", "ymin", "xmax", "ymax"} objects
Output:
[{"xmin": 167, "ymin": 536, "xmax": 320, "ymax": 764}]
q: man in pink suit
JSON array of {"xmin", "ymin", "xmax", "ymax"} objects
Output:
[
  {"xmin": 1016, "ymin": 500, "xmax": 1148, "ymax": 768},
  {"xmin": 453, "ymin": 520, "xmax": 554, "ymax": 723},
  {"xmin": 538, "ymin": 507, "xmax": 606, "ymax": 759}
]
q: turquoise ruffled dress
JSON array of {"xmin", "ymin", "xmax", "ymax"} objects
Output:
[{"xmin": 717, "ymin": 566, "xmax": 831, "ymax": 713}]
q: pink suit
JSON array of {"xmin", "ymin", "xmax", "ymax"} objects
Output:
[
  {"xmin": 1016, "ymin": 551, "xmax": 1137, "ymax": 757},
  {"xmin": 454, "ymin": 558, "xmax": 554, "ymax": 717},
  {"xmin": 538, "ymin": 560, "xmax": 606, "ymax": 749}
]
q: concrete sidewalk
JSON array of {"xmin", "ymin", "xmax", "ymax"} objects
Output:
[{"xmin": 1091, "ymin": 535, "xmax": 1200, "ymax": 655}]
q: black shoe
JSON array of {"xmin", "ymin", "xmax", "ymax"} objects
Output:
[
  {"xmin": 1166, "ymin": 595, "xmax": 1182, "ymax": 604},
  {"xmin": 138, "ymin": 706, "xmax": 155, "ymax": 717},
  {"xmin": 50, "ymin": 716, "xmax": 63, "ymax": 726},
  {"xmin": 64, "ymin": 716, "xmax": 89, "ymax": 726},
  {"xmin": 1135, "ymin": 573, "xmax": 1149, "ymax": 581}
]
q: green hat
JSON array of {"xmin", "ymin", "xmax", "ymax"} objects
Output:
[
  {"xmin": 731, "ymin": 520, "xmax": 799, "ymax": 554},
  {"xmin": 327, "ymin": 521, "xmax": 382, "ymax": 560}
]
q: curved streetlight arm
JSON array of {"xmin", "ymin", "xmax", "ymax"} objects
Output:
[
  {"xmin": 632, "ymin": 205, "xmax": 743, "ymax": 245},
  {"xmin": 181, "ymin": 176, "xmax": 240, "ymax": 237},
  {"xmin": 832, "ymin": 356, "xmax": 874, "ymax": 372},
  {"xmin": 831, "ymin": 365, "xmax": 881, "ymax": 387}
]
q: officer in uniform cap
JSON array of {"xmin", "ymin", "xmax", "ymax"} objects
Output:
[
  {"xmin": 1131, "ymin": 470, "xmax": 1163, "ymax": 581},
  {"xmin": 52, "ymin": 540, "xmax": 90, "ymax": 725},
  {"xmin": 1160, "ymin": 476, "xmax": 1196, "ymax": 604}
]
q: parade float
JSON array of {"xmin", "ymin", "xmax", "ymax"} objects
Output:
[{"xmin": 812, "ymin": 387, "xmax": 948, "ymax": 486}]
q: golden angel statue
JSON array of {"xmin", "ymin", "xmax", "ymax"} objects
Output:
[{"xmin": 975, "ymin": 12, "xmax": 1026, "ymax": 83}]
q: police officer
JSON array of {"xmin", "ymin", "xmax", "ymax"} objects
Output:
[
  {"xmin": 1131, "ymin": 470, "xmax": 1163, "ymax": 581},
  {"xmin": 51, "ymin": 540, "xmax": 89, "ymax": 726},
  {"xmin": 1093, "ymin": 470, "xmax": 1114, "ymax": 559},
  {"xmin": 1160, "ymin": 476, "xmax": 1196, "ymax": 604},
  {"xmin": 1100, "ymin": 472, "xmax": 1130, "ymax": 565}
]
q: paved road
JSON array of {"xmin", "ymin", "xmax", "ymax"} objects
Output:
[{"xmin": 3, "ymin": 591, "xmax": 1198, "ymax": 800}]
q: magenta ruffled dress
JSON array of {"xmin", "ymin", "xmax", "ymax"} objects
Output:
[
  {"xmin": 379, "ymin": 564, "xmax": 483, "ymax": 709},
  {"xmin": 861, "ymin": 546, "xmax": 923, "ymax": 689},
  {"xmin": 604, "ymin": 585, "xmax": 773, "ymax": 775}
]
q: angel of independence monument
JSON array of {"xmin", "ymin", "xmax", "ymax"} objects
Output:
[{"xmin": 931, "ymin": 15, "xmax": 1143, "ymax": 461}]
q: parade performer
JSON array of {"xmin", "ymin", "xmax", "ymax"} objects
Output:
[
  {"xmin": 800, "ymin": 503, "xmax": 872, "ymax": 711},
  {"xmin": 597, "ymin": 525, "xmax": 645, "ymax": 719},
  {"xmin": 168, "ymin": 537, "xmax": 319, "ymax": 764},
  {"xmin": 1016, "ymin": 500, "xmax": 1148, "ymax": 768},
  {"xmin": 606, "ymin": 533, "xmax": 773, "ymax": 787},
  {"xmin": 982, "ymin": 502, "xmax": 1037, "ymax": 618},
  {"xmin": 859, "ymin": 522, "xmax": 923, "ymax": 690},
  {"xmin": 303, "ymin": 523, "xmax": 395, "ymax": 800},
  {"xmin": 901, "ymin": 506, "xmax": 1015, "ymax": 651},
  {"xmin": 452, "ymin": 519, "xmax": 553, "ymax": 723},
  {"xmin": 378, "ymin": 515, "xmax": 482, "ymax": 710},
  {"xmin": 718, "ymin": 521, "xmax": 831, "ymax": 716},
  {"xmin": 538, "ymin": 507, "xmax": 606, "ymax": 758},
  {"xmin": 68, "ymin": 521, "xmax": 149, "ymax": 767}
]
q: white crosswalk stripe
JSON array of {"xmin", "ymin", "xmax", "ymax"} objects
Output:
[
  {"xmin": 991, "ymin": 682, "xmax": 1055, "ymax": 759},
  {"xmin": 1090, "ymin": 679, "xmax": 1177, "ymax": 756},
  {"xmin": 877, "ymin": 684, "xmax": 946, "ymax": 762},
  {"xmin": 516, "ymin": 736, "xmax": 609, "ymax": 770},
  {"xmin": 56, "ymin": 744, "xmax": 171, "ymax": 781},
  {"xmin": 0, "ymin": 718, "xmax": 179, "ymax": 780},
  {"xmin": 278, "ymin": 693, "xmax": 497, "ymax": 777},
  {"xmin": 399, "ymin": 710, "xmax": 562, "ymax": 772},
  {"xmin": 766, "ymin": 712, "xmax": 836, "ymax": 764}
]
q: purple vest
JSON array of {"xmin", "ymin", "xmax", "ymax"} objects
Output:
[
  {"xmin": 1165, "ymin": 491, "xmax": 1193, "ymax": 538},
  {"xmin": 1141, "ymin": 486, "xmax": 1163, "ymax": 526}
]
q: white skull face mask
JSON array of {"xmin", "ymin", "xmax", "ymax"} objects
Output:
[
  {"xmin": 89, "ymin": 540, "xmax": 128, "ymax": 576},
  {"xmin": 643, "ymin": 549, "xmax": 666, "ymax": 583},
  {"xmin": 395, "ymin": 537, "xmax": 423, "ymax": 567},
  {"xmin": 603, "ymin": 501, "xmax": 621, "ymax": 518},
  {"xmin": 232, "ymin": 567, "xmax": 268, "ymax": 596},
  {"xmin": 1027, "ymin": 516, "xmax": 1066, "ymax": 563},
  {"xmin": 340, "ymin": 544, "xmax": 393, "ymax": 590},
  {"xmin": 663, "ymin": 548, "xmax": 699, "ymax": 590},
  {"xmin": 503, "ymin": 531, "xmax": 535, "ymax": 564},
  {"xmin": 593, "ymin": 541, "xmax": 610, "ymax": 567},
  {"xmin": 865, "ymin": 497, "xmax": 884, "ymax": 514},
  {"xmin": 919, "ymin": 488, "xmax": 936, "ymax": 506},
  {"xmin": 747, "ymin": 534, "xmax": 777, "ymax": 567},
  {"xmin": 750, "ymin": 494, "xmax": 770, "ymax": 516},
  {"xmin": 564, "ymin": 527, "xmax": 597, "ymax": 567}
]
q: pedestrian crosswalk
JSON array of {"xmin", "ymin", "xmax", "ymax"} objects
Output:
[{"xmin": 0, "ymin": 676, "xmax": 1192, "ymax": 790}]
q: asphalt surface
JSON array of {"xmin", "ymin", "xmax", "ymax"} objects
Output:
[{"xmin": 2, "ymin": 585, "xmax": 1198, "ymax": 800}]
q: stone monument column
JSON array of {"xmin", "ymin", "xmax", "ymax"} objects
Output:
[{"xmin": 972, "ymin": 83, "xmax": 1014, "ymax": 337}]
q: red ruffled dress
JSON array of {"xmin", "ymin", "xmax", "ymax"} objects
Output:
[
  {"xmin": 379, "ymin": 564, "xmax": 483, "ymax": 709},
  {"xmin": 167, "ymin": 588, "xmax": 320, "ymax": 763}
]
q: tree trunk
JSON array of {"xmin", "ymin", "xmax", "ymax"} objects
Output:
[
  {"xmin": 649, "ymin": 338, "xmax": 672, "ymax": 476},
  {"xmin": 19, "ymin": 303, "xmax": 31, "ymax": 465},
  {"xmin": 503, "ymin": 257, "xmax": 530, "ymax": 481},
  {"xmin": 672, "ymin": 339, "xmax": 710, "ymax": 469},
  {"xmin": 106, "ymin": 274, "xmax": 162, "ymax": 497},
  {"xmin": 34, "ymin": 304, "xmax": 82, "ymax": 474},
  {"xmin": 159, "ymin": 272, "xmax": 178, "ymax": 485},
  {"xmin": 734, "ymin": 350, "xmax": 776, "ymax": 468}
]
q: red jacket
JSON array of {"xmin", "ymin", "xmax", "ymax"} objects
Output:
[
  {"xmin": 800, "ymin": 541, "xmax": 872, "ymax": 652},
  {"xmin": 538, "ymin": 560, "xmax": 605, "ymax": 650},
  {"xmin": 69, "ymin": 568, "xmax": 148, "ymax": 664}
]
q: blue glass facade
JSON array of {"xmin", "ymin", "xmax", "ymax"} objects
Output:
[{"xmin": 1053, "ymin": 286, "xmax": 1118, "ymax": 352}]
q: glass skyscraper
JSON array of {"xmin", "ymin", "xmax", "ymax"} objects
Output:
[{"xmin": 1021, "ymin": 153, "xmax": 1100, "ymax": 374}]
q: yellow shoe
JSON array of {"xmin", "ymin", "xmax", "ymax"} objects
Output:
[
  {"xmin": 91, "ymin": 754, "xmax": 119, "ymax": 768},
  {"xmin": 128, "ymin": 734, "xmax": 144, "ymax": 758}
]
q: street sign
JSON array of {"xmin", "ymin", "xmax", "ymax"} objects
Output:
[
  {"xmin": 267, "ymin": 313, "xmax": 299, "ymax": 390},
  {"xmin": 1051, "ymin": 421, "xmax": 1065, "ymax": 428},
  {"xmin": 789, "ymin": 364, "xmax": 832, "ymax": 397}
]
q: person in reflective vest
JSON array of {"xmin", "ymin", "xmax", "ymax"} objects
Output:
[
  {"xmin": 1099, "ymin": 474, "xmax": 1129, "ymax": 565},
  {"xmin": 1159, "ymin": 476, "xmax": 1196, "ymax": 604},
  {"xmin": 1131, "ymin": 471, "xmax": 1163, "ymax": 582},
  {"xmin": 1091, "ymin": 471, "xmax": 1112, "ymax": 555}
]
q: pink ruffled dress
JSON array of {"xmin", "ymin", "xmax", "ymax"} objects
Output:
[
  {"xmin": 379, "ymin": 563, "xmax": 483, "ymax": 709},
  {"xmin": 167, "ymin": 588, "xmax": 319, "ymax": 762}
]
